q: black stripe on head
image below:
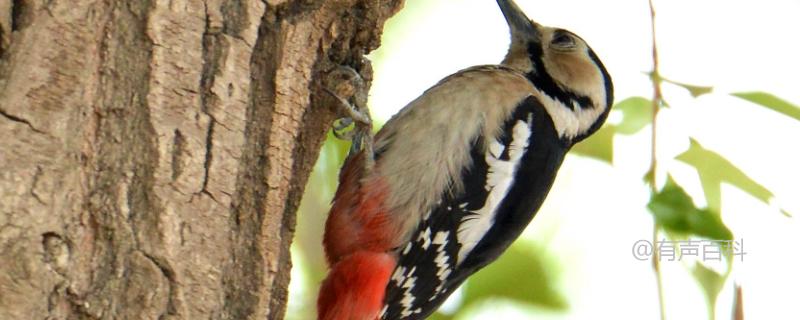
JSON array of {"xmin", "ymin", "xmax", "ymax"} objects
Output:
[
  {"xmin": 525, "ymin": 40, "xmax": 594, "ymax": 111},
  {"xmin": 573, "ymin": 48, "xmax": 614, "ymax": 142},
  {"xmin": 587, "ymin": 48, "xmax": 613, "ymax": 109}
]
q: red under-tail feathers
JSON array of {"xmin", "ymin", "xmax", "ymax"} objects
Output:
[{"xmin": 318, "ymin": 152, "xmax": 400, "ymax": 320}]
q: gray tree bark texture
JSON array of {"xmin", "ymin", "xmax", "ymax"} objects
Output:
[{"xmin": 0, "ymin": 0, "xmax": 402, "ymax": 319}]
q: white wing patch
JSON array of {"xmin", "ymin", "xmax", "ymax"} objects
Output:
[
  {"xmin": 418, "ymin": 227, "xmax": 432, "ymax": 250},
  {"xmin": 456, "ymin": 115, "xmax": 533, "ymax": 264},
  {"xmin": 387, "ymin": 231, "xmax": 454, "ymax": 317},
  {"xmin": 432, "ymin": 231, "xmax": 452, "ymax": 298},
  {"xmin": 402, "ymin": 242, "xmax": 413, "ymax": 255},
  {"xmin": 399, "ymin": 266, "xmax": 418, "ymax": 318}
]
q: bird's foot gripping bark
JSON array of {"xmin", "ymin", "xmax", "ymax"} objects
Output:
[{"xmin": 324, "ymin": 66, "xmax": 374, "ymax": 169}]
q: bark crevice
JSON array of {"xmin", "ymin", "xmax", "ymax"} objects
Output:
[
  {"xmin": 11, "ymin": 0, "xmax": 27, "ymax": 31},
  {"xmin": 0, "ymin": 107, "xmax": 46, "ymax": 133},
  {"xmin": 221, "ymin": 4, "xmax": 280, "ymax": 318}
]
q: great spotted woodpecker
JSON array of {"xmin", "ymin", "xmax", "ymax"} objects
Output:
[{"xmin": 318, "ymin": 0, "xmax": 613, "ymax": 319}]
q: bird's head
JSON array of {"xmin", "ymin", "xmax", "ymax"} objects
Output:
[{"xmin": 497, "ymin": 0, "xmax": 613, "ymax": 142}]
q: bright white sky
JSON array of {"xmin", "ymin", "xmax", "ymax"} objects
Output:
[{"xmin": 363, "ymin": 0, "xmax": 800, "ymax": 319}]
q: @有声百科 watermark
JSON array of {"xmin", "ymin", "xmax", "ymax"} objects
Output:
[{"xmin": 632, "ymin": 238, "xmax": 746, "ymax": 262}]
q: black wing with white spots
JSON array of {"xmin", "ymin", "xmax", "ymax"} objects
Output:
[{"xmin": 381, "ymin": 96, "xmax": 570, "ymax": 320}]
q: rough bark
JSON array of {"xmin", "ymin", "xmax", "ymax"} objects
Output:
[{"xmin": 0, "ymin": 0, "xmax": 402, "ymax": 319}]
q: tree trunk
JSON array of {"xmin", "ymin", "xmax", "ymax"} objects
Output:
[{"xmin": 0, "ymin": 0, "xmax": 401, "ymax": 319}]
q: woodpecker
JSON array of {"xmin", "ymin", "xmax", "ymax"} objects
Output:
[{"xmin": 318, "ymin": 0, "xmax": 613, "ymax": 319}]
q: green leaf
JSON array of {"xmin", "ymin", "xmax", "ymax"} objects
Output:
[
  {"xmin": 693, "ymin": 263, "xmax": 725, "ymax": 300},
  {"xmin": 647, "ymin": 177, "xmax": 733, "ymax": 240},
  {"xmin": 460, "ymin": 243, "xmax": 568, "ymax": 314},
  {"xmin": 676, "ymin": 139, "xmax": 773, "ymax": 213},
  {"xmin": 662, "ymin": 78, "xmax": 714, "ymax": 97},
  {"xmin": 692, "ymin": 262, "xmax": 726, "ymax": 319},
  {"xmin": 613, "ymin": 97, "xmax": 653, "ymax": 135},
  {"xmin": 571, "ymin": 125, "xmax": 614, "ymax": 163},
  {"xmin": 427, "ymin": 311, "xmax": 454, "ymax": 320},
  {"xmin": 732, "ymin": 91, "xmax": 800, "ymax": 122}
]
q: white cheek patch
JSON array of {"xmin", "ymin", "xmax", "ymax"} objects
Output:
[
  {"xmin": 456, "ymin": 115, "xmax": 532, "ymax": 264},
  {"xmin": 538, "ymin": 86, "xmax": 606, "ymax": 139}
]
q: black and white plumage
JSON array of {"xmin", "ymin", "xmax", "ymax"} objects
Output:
[
  {"xmin": 376, "ymin": 1, "xmax": 614, "ymax": 319},
  {"xmin": 382, "ymin": 90, "xmax": 569, "ymax": 320}
]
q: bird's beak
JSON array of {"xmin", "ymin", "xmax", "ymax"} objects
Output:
[{"xmin": 496, "ymin": 0, "xmax": 540, "ymax": 43}]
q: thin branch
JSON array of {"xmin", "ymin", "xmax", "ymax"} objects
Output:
[{"xmin": 647, "ymin": 0, "xmax": 667, "ymax": 319}]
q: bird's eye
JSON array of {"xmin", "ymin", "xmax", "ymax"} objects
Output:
[{"xmin": 551, "ymin": 32, "xmax": 576, "ymax": 50}]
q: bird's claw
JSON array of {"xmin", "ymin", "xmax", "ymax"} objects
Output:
[
  {"xmin": 323, "ymin": 66, "xmax": 375, "ymax": 169},
  {"xmin": 324, "ymin": 87, "xmax": 372, "ymax": 127}
]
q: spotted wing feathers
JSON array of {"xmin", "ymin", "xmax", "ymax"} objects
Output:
[{"xmin": 382, "ymin": 96, "xmax": 549, "ymax": 320}]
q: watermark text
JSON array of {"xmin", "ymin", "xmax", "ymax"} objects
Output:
[{"xmin": 632, "ymin": 239, "xmax": 746, "ymax": 262}]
